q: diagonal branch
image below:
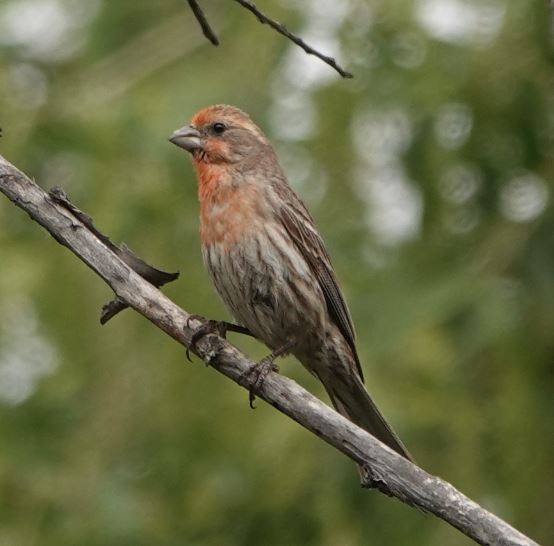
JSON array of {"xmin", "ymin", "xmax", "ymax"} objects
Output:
[
  {"xmin": 48, "ymin": 186, "xmax": 179, "ymax": 323},
  {"xmin": 231, "ymin": 0, "xmax": 353, "ymax": 78},
  {"xmin": 184, "ymin": 0, "xmax": 353, "ymax": 78},
  {"xmin": 0, "ymin": 154, "xmax": 537, "ymax": 546},
  {"xmin": 186, "ymin": 0, "xmax": 219, "ymax": 45}
]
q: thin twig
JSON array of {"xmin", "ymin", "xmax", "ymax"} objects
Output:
[
  {"xmin": 48, "ymin": 186, "xmax": 179, "ymax": 324},
  {"xmin": 232, "ymin": 0, "xmax": 353, "ymax": 78},
  {"xmin": 0, "ymin": 154, "xmax": 539, "ymax": 546},
  {"xmin": 187, "ymin": 0, "xmax": 219, "ymax": 45}
]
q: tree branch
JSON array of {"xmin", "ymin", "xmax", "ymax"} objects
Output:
[
  {"xmin": 186, "ymin": 0, "xmax": 219, "ymax": 45},
  {"xmin": 0, "ymin": 153, "xmax": 537, "ymax": 546},
  {"xmin": 185, "ymin": 0, "xmax": 353, "ymax": 78},
  {"xmin": 232, "ymin": 0, "xmax": 353, "ymax": 78},
  {"xmin": 47, "ymin": 186, "xmax": 179, "ymax": 323}
]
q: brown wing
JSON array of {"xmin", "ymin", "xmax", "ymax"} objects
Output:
[{"xmin": 279, "ymin": 199, "xmax": 364, "ymax": 382}]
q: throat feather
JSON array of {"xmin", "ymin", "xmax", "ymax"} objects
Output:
[{"xmin": 196, "ymin": 169, "xmax": 263, "ymax": 247}]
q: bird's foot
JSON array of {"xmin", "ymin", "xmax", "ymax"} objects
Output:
[
  {"xmin": 241, "ymin": 355, "xmax": 280, "ymax": 409},
  {"xmin": 241, "ymin": 339, "xmax": 295, "ymax": 408},
  {"xmin": 185, "ymin": 315, "xmax": 254, "ymax": 361}
]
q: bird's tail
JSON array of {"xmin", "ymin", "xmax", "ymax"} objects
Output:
[{"xmin": 319, "ymin": 366, "xmax": 413, "ymax": 464}]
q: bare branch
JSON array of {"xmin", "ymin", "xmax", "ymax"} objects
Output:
[
  {"xmin": 232, "ymin": 0, "xmax": 353, "ymax": 78},
  {"xmin": 0, "ymin": 154, "xmax": 538, "ymax": 546},
  {"xmin": 48, "ymin": 186, "xmax": 179, "ymax": 323},
  {"xmin": 184, "ymin": 0, "xmax": 353, "ymax": 78},
  {"xmin": 186, "ymin": 0, "xmax": 219, "ymax": 45}
]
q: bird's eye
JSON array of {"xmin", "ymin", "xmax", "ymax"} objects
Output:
[{"xmin": 212, "ymin": 122, "xmax": 226, "ymax": 134}]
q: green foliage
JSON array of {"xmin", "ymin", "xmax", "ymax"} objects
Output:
[{"xmin": 0, "ymin": 0, "xmax": 552, "ymax": 544}]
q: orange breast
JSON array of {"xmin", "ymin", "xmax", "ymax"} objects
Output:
[{"xmin": 195, "ymin": 161, "xmax": 263, "ymax": 248}]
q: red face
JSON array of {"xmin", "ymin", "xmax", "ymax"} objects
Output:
[{"xmin": 169, "ymin": 104, "xmax": 268, "ymax": 164}]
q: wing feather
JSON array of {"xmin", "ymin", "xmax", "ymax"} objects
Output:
[{"xmin": 279, "ymin": 200, "xmax": 364, "ymax": 382}]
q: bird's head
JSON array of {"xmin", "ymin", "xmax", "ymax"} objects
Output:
[{"xmin": 169, "ymin": 105, "xmax": 270, "ymax": 165}]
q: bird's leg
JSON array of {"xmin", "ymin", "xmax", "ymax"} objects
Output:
[
  {"xmin": 185, "ymin": 314, "xmax": 255, "ymax": 361},
  {"xmin": 243, "ymin": 338, "xmax": 295, "ymax": 408}
]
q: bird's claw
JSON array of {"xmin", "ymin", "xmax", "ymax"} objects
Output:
[
  {"xmin": 185, "ymin": 317, "xmax": 228, "ymax": 362},
  {"xmin": 241, "ymin": 356, "xmax": 280, "ymax": 409},
  {"xmin": 186, "ymin": 314, "xmax": 206, "ymax": 330},
  {"xmin": 185, "ymin": 317, "xmax": 255, "ymax": 362}
]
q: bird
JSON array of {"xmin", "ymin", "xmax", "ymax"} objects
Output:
[{"xmin": 169, "ymin": 104, "xmax": 412, "ymax": 469}]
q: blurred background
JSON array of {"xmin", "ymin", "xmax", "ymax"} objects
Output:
[{"xmin": 0, "ymin": 0, "xmax": 553, "ymax": 544}]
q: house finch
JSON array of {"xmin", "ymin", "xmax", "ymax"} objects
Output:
[{"xmin": 169, "ymin": 104, "xmax": 412, "ymax": 464}]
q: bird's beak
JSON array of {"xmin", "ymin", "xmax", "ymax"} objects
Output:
[{"xmin": 169, "ymin": 125, "xmax": 203, "ymax": 153}]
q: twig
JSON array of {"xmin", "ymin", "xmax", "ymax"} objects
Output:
[
  {"xmin": 48, "ymin": 186, "xmax": 179, "ymax": 323},
  {"xmin": 184, "ymin": 0, "xmax": 353, "ymax": 78},
  {"xmin": 0, "ymin": 154, "xmax": 538, "ymax": 546},
  {"xmin": 232, "ymin": 0, "xmax": 353, "ymax": 78},
  {"xmin": 186, "ymin": 0, "xmax": 219, "ymax": 45}
]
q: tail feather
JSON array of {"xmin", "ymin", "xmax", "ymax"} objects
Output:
[{"xmin": 321, "ymin": 370, "xmax": 413, "ymax": 463}]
